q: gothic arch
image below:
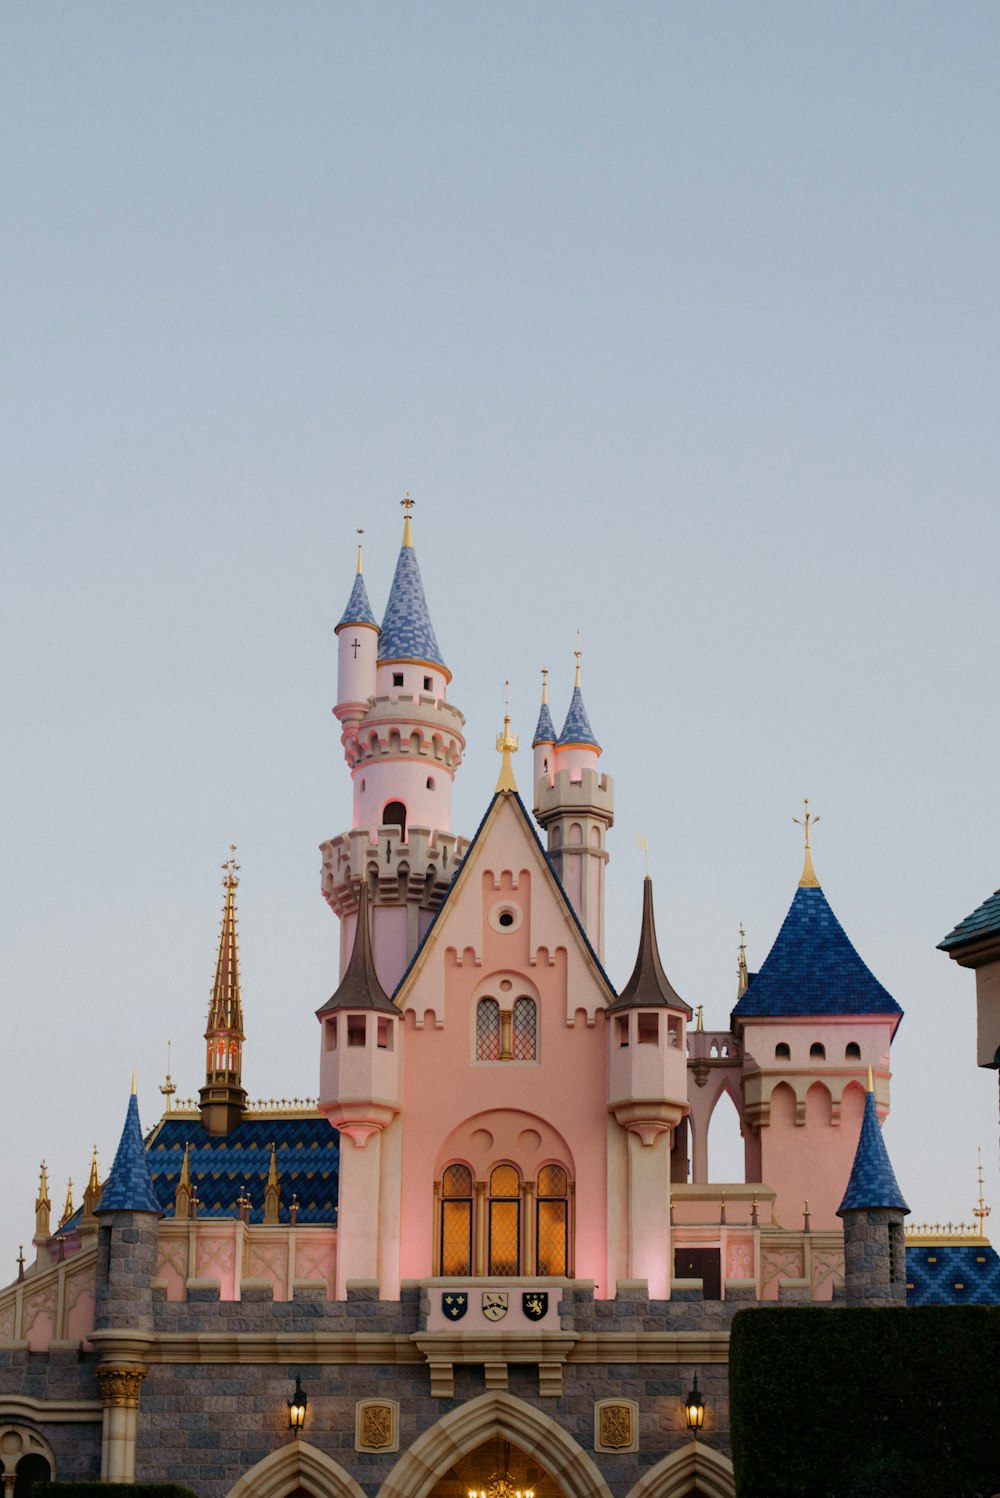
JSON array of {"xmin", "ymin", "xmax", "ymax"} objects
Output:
[
  {"xmin": 623, "ymin": 1441, "xmax": 736, "ymax": 1498},
  {"xmin": 226, "ymin": 1441, "xmax": 367, "ymax": 1498},
  {"xmin": 376, "ymin": 1391, "xmax": 613, "ymax": 1498},
  {"xmin": 0, "ymin": 1421, "xmax": 57, "ymax": 1480}
]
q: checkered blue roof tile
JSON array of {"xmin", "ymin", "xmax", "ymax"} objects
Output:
[
  {"xmin": 731, "ymin": 884, "xmax": 902, "ymax": 1021},
  {"xmin": 838, "ymin": 1089, "xmax": 909, "ymax": 1214},
  {"xmin": 557, "ymin": 686, "xmax": 600, "ymax": 748},
  {"xmin": 148, "ymin": 1116, "xmax": 339, "ymax": 1225},
  {"xmin": 906, "ymin": 1241, "xmax": 1000, "ymax": 1305},
  {"xmin": 336, "ymin": 571, "xmax": 378, "ymax": 631},
  {"xmin": 938, "ymin": 887, "xmax": 1000, "ymax": 952},
  {"xmin": 532, "ymin": 700, "xmax": 556, "ymax": 746},
  {"xmin": 96, "ymin": 1093, "xmax": 163, "ymax": 1215},
  {"xmin": 378, "ymin": 544, "xmax": 445, "ymax": 667}
]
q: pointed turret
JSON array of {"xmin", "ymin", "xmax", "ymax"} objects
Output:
[
  {"xmin": 612, "ymin": 877, "xmax": 692, "ymax": 1014},
  {"xmin": 199, "ymin": 848, "xmax": 248, "ymax": 1137},
  {"xmin": 495, "ymin": 686, "xmax": 519, "ymax": 795},
  {"xmin": 556, "ymin": 648, "xmax": 601, "ymax": 752},
  {"xmin": 337, "ymin": 531, "xmax": 379, "ymax": 632},
  {"xmin": 34, "ymin": 1162, "xmax": 51, "ymax": 1242},
  {"xmin": 377, "ymin": 497, "xmax": 448, "ymax": 675},
  {"xmin": 174, "ymin": 1143, "xmax": 192, "ymax": 1220},
  {"xmin": 532, "ymin": 668, "xmax": 556, "ymax": 792},
  {"xmin": 94, "ymin": 1083, "xmax": 161, "ymax": 1334},
  {"xmin": 96, "ymin": 1087, "xmax": 162, "ymax": 1218},
  {"xmin": 264, "ymin": 1145, "xmax": 281, "ymax": 1225},
  {"xmin": 59, "ymin": 1179, "xmax": 74, "ymax": 1228},
  {"xmin": 82, "ymin": 1146, "xmax": 102, "ymax": 1223},
  {"xmin": 838, "ymin": 1069, "xmax": 909, "ymax": 1304},
  {"xmin": 335, "ymin": 528, "xmax": 380, "ymax": 743}
]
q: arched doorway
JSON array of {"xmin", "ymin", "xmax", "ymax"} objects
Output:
[
  {"xmin": 426, "ymin": 1434, "xmax": 554, "ymax": 1498},
  {"xmin": 623, "ymin": 1442, "xmax": 735, "ymax": 1498},
  {"xmin": 226, "ymin": 1441, "xmax": 367, "ymax": 1498}
]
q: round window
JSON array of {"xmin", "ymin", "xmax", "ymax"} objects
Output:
[{"xmin": 488, "ymin": 904, "xmax": 522, "ymax": 933}]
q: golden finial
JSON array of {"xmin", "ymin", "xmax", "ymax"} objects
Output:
[
  {"xmin": 495, "ymin": 680, "xmax": 519, "ymax": 793},
  {"xmin": 356, "ymin": 526, "xmax": 364, "ymax": 574},
  {"xmin": 737, "ymin": 923, "xmax": 749, "ymax": 998},
  {"xmin": 130, "ymin": 1067, "xmax": 137, "ymax": 1096},
  {"xmin": 160, "ymin": 1040, "xmax": 176, "ymax": 1113},
  {"xmin": 695, "ymin": 1004, "xmax": 704, "ymax": 1033},
  {"xmin": 540, "ymin": 667, "xmax": 548, "ymax": 704},
  {"xmin": 866, "ymin": 1063, "xmax": 874, "ymax": 1093},
  {"xmin": 793, "ymin": 799, "xmax": 821, "ymax": 888},
  {"xmin": 87, "ymin": 1146, "xmax": 99, "ymax": 1196},
  {"xmin": 16, "ymin": 1246, "xmax": 25, "ymax": 1283},
  {"xmin": 634, "ymin": 832, "xmax": 650, "ymax": 876},
  {"xmin": 400, "ymin": 492, "xmax": 414, "ymax": 547},
  {"xmin": 973, "ymin": 1147, "xmax": 991, "ymax": 1240},
  {"xmin": 60, "ymin": 1178, "xmax": 74, "ymax": 1226},
  {"xmin": 38, "ymin": 1162, "xmax": 49, "ymax": 1201},
  {"xmin": 222, "ymin": 844, "xmax": 240, "ymax": 891},
  {"xmin": 574, "ymin": 630, "xmax": 582, "ymax": 689}
]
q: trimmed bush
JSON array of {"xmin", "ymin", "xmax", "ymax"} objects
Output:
[
  {"xmin": 730, "ymin": 1306, "xmax": 1000, "ymax": 1498},
  {"xmin": 37, "ymin": 1487, "xmax": 198, "ymax": 1498}
]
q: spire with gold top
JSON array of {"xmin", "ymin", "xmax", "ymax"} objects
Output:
[
  {"xmin": 34, "ymin": 1162, "xmax": 50, "ymax": 1242},
  {"xmin": 199, "ymin": 847, "xmax": 248, "ymax": 1137},
  {"xmin": 378, "ymin": 494, "xmax": 448, "ymax": 675},
  {"xmin": 496, "ymin": 681, "xmax": 518, "ymax": 794}
]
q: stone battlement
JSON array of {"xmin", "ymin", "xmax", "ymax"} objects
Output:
[{"xmin": 321, "ymin": 824, "xmax": 470, "ymax": 917}]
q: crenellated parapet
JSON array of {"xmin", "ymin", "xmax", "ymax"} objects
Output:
[
  {"xmin": 321, "ymin": 824, "xmax": 470, "ymax": 919},
  {"xmin": 534, "ymin": 765, "xmax": 614, "ymax": 827},
  {"xmin": 341, "ymin": 690, "xmax": 466, "ymax": 773}
]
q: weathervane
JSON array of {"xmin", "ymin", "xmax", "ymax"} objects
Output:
[{"xmin": 793, "ymin": 800, "xmax": 821, "ymax": 888}]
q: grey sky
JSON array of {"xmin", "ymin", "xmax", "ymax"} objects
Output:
[{"xmin": 3, "ymin": 3, "xmax": 999, "ymax": 1272}]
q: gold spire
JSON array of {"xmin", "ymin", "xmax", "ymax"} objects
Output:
[
  {"xmin": 87, "ymin": 1146, "xmax": 99, "ymax": 1195},
  {"xmin": 495, "ymin": 680, "xmax": 519, "ymax": 793},
  {"xmin": 400, "ymin": 493, "xmax": 414, "ymax": 548},
  {"xmin": 175, "ymin": 1143, "xmax": 192, "ymax": 1219},
  {"xmin": 695, "ymin": 1003, "xmax": 704, "ymax": 1033},
  {"xmin": 356, "ymin": 526, "xmax": 364, "ymax": 574},
  {"xmin": 35, "ymin": 1162, "xmax": 51, "ymax": 1240},
  {"xmin": 130, "ymin": 1067, "xmax": 137, "ymax": 1095},
  {"xmin": 83, "ymin": 1146, "xmax": 102, "ymax": 1222},
  {"xmin": 737, "ymin": 923, "xmax": 749, "ymax": 998},
  {"xmin": 793, "ymin": 799, "xmax": 821, "ymax": 888},
  {"xmin": 866, "ymin": 1063, "xmax": 874, "ymax": 1093},
  {"xmin": 574, "ymin": 629, "xmax": 582, "ymax": 689},
  {"xmin": 540, "ymin": 666, "xmax": 548, "ymax": 704},
  {"xmin": 59, "ymin": 1178, "xmax": 74, "ymax": 1227},
  {"xmin": 200, "ymin": 846, "xmax": 248, "ymax": 1135},
  {"xmin": 264, "ymin": 1144, "xmax": 281, "ymax": 1225},
  {"xmin": 160, "ymin": 1040, "xmax": 176, "ymax": 1114},
  {"xmin": 973, "ymin": 1147, "xmax": 991, "ymax": 1240}
]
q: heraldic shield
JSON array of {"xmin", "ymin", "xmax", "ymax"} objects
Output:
[
  {"xmin": 522, "ymin": 1291, "xmax": 548, "ymax": 1320},
  {"xmin": 482, "ymin": 1291, "xmax": 508, "ymax": 1321},
  {"xmin": 442, "ymin": 1292, "xmax": 468, "ymax": 1321}
]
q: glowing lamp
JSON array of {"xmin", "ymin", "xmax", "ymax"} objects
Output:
[
  {"xmin": 684, "ymin": 1374, "xmax": 705, "ymax": 1436},
  {"xmin": 288, "ymin": 1374, "xmax": 308, "ymax": 1435}
]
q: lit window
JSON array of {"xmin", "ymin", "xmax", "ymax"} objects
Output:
[
  {"xmin": 440, "ymin": 1164, "xmax": 473, "ymax": 1276},
  {"xmin": 488, "ymin": 1165, "xmax": 520, "ymax": 1276},
  {"xmin": 536, "ymin": 1164, "xmax": 568, "ymax": 1276}
]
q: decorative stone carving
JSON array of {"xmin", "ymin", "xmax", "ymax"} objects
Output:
[
  {"xmin": 594, "ymin": 1399, "xmax": 638, "ymax": 1453},
  {"xmin": 97, "ymin": 1367, "xmax": 146, "ymax": 1408},
  {"xmin": 355, "ymin": 1399, "xmax": 398, "ymax": 1453}
]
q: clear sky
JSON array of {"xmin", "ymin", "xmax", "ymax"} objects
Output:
[{"xmin": 3, "ymin": 3, "xmax": 999, "ymax": 1275}]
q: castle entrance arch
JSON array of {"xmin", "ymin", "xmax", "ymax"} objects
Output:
[
  {"xmin": 225, "ymin": 1441, "xmax": 367, "ymax": 1498},
  {"xmin": 622, "ymin": 1442, "xmax": 735, "ymax": 1498},
  {"xmin": 376, "ymin": 1392, "xmax": 611, "ymax": 1498}
]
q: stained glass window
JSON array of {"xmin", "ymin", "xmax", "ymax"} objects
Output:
[
  {"xmin": 440, "ymin": 1163, "xmax": 473, "ymax": 1276},
  {"xmin": 476, "ymin": 998, "xmax": 501, "ymax": 1060},
  {"xmin": 512, "ymin": 997, "xmax": 536, "ymax": 1060},
  {"xmin": 488, "ymin": 1164, "xmax": 520, "ymax": 1276},
  {"xmin": 536, "ymin": 1164, "xmax": 569, "ymax": 1276}
]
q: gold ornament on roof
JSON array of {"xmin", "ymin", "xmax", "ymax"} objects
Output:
[
  {"xmin": 737, "ymin": 922, "xmax": 749, "ymax": 997},
  {"xmin": 973, "ymin": 1146, "xmax": 991, "ymax": 1240},
  {"xmin": 794, "ymin": 799, "xmax": 821, "ymax": 888},
  {"xmin": 400, "ymin": 492, "xmax": 414, "ymax": 546},
  {"xmin": 495, "ymin": 680, "xmax": 519, "ymax": 793},
  {"xmin": 356, "ymin": 527, "xmax": 364, "ymax": 574}
]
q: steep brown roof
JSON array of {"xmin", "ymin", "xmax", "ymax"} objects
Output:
[
  {"xmin": 610, "ymin": 877, "xmax": 692, "ymax": 1015},
  {"xmin": 316, "ymin": 882, "xmax": 397, "ymax": 1015}
]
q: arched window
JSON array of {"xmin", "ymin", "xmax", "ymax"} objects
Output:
[
  {"xmin": 14, "ymin": 1456, "xmax": 50, "ymax": 1498},
  {"xmin": 845, "ymin": 1041, "xmax": 861, "ymax": 1060},
  {"xmin": 536, "ymin": 1164, "xmax": 568, "ymax": 1276},
  {"xmin": 512, "ymin": 997, "xmax": 536, "ymax": 1060},
  {"xmin": 383, "ymin": 800, "xmax": 406, "ymax": 837},
  {"xmin": 488, "ymin": 1164, "xmax": 520, "ymax": 1276},
  {"xmin": 439, "ymin": 1163, "xmax": 473, "ymax": 1276},
  {"xmin": 476, "ymin": 999, "xmax": 501, "ymax": 1060},
  {"xmin": 810, "ymin": 1042, "xmax": 826, "ymax": 1061},
  {"xmin": 775, "ymin": 1042, "xmax": 791, "ymax": 1060}
]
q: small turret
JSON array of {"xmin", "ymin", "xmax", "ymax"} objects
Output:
[
  {"xmin": 264, "ymin": 1146, "xmax": 281, "ymax": 1225},
  {"xmin": 531, "ymin": 668, "xmax": 556, "ymax": 792},
  {"xmin": 34, "ymin": 1162, "xmax": 51, "ymax": 1243},
  {"xmin": 199, "ymin": 848, "xmax": 247, "ymax": 1137},
  {"xmin": 82, "ymin": 1146, "xmax": 102, "ymax": 1224},
  {"xmin": 59, "ymin": 1178, "xmax": 74, "ymax": 1228},
  {"xmin": 534, "ymin": 648, "xmax": 614, "ymax": 957},
  {"xmin": 94, "ymin": 1080, "xmax": 162, "ymax": 1332},
  {"xmin": 174, "ymin": 1144, "xmax": 192, "ymax": 1220},
  {"xmin": 334, "ymin": 528, "xmax": 380, "ymax": 745},
  {"xmin": 838, "ymin": 1068, "xmax": 909, "ymax": 1305}
]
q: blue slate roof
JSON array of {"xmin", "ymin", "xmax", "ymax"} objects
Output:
[
  {"xmin": 731, "ymin": 885, "xmax": 902, "ymax": 1022},
  {"xmin": 557, "ymin": 686, "xmax": 600, "ymax": 748},
  {"xmin": 378, "ymin": 543, "xmax": 445, "ymax": 668},
  {"xmin": 336, "ymin": 571, "xmax": 378, "ymax": 632},
  {"xmin": 906, "ymin": 1241, "xmax": 1000, "ymax": 1305},
  {"xmin": 96, "ymin": 1093, "xmax": 163, "ymax": 1216},
  {"xmin": 532, "ymin": 700, "xmax": 556, "ymax": 746},
  {"xmin": 838, "ymin": 1089, "xmax": 909, "ymax": 1214},
  {"xmin": 938, "ymin": 887, "xmax": 1000, "ymax": 952},
  {"xmin": 147, "ymin": 1116, "xmax": 339, "ymax": 1225}
]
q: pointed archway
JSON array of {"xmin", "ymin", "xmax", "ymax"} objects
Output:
[
  {"xmin": 623, "ymin": 1442, "xmax": 735, "ymax": 1498},
  {"xmin": 376, "ymin": 1391, "xmax": 613, "ymax": 1498},
  {"xmin": 225, "ymin": 1441, "xmax": 368, "ymax": 1498}
]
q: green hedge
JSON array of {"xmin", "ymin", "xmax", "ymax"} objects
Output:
[
  {"xmin": 37, "ymin": 1487, "xmax": 198, "ymax": 1498},
  {"xmin": 730, "ymin": 1306, "xmax": 1000, "ymax": 1498}
]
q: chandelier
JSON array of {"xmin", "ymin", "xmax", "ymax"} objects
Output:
[{"xmin": 468, "ymin": 1442, "xmax": 535, "ymax": 1498}]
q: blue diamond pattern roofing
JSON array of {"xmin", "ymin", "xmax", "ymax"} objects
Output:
[
  {"xmin": 336, "ymin": 571, "xmax": 379, "ymax": 632},
  {"xmin": 906, "ymin": 1241, "xmax": 1000, "ymax": 1305},
  {"xmin": 378, "ymin": 543, "xmax": 445, "ymax": 668},
  {"xmin": 837, "ymin": 1089, "xmax": 909, "ymax": 1214},
  {"xmin": 96, "ymin": 1093, "xmax": 163, "ymax": 1215},
  {"xmin": 557, "ymin": 686, "xmax": 600, "ymax": 748},
  {"xmin": 938, "ymin": 887, "xmax": 1000, "ymax": 952},
  {"xmin": 146, "ymin": 1116, "xmax": 339, "ymax": 1225},
  {"xmin": 731, "ymin": 884, "xmax": 902, "ymax": 1022},
  {"xmin": 532, "ymin": 700, "xmax": 556, "ymax": 746}
]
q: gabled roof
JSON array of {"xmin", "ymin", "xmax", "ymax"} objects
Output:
[
  {"xmin": 96, "ymin": 1091, "xmax": 163, "ymax": 1216},
  {"xmin": 378, "ymin": 539, "xmax": 446, "ymax": 669},
  {"xmin": 610, "ymin": 877, "xmax": 692, "ymax": 1015},
  {"xmin": 557, "ymin": 685, "xmax": 600, "ymax": 749},
  {"xmin": 336, "ymin": 571, "xmax": 378, "ymax": 632},
  {"xmin": 938, "ymin": 887, "xmax": 1000, "ymax": 953},
  {"xmin": 392, "ymin": 788, "xmax": 617, "ymax": 1004},
  {"xmin": 316, "ymin": 883, "xmax": 396, "ymax": 1015},
  {"xmin": 731, "ymin": 884, "xmax": 902, "ymax": 1024},
  {"xmin": 838, "ymin": 1087, "xmax": 909, "ymax": 1215}
]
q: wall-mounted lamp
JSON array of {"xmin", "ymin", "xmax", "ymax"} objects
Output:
[
  {"xmin": 288, "ymin": 1374, "xmax": 308, "ymax": 1436},
  {"xmin": 684, "ymin": 1374, "xmax": 705, "ymax": 1437}
]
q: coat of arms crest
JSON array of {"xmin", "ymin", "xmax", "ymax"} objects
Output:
[
  {"xmin": 522, "ymin": 1291, "xmax": 548, "ymax": 1321},
  {"xmin": 442, "ymin": 1292, "xmax": 468, "ymax": 1320},
  {"xmin": 482, "ymin": 1291, "xmax": 509, "ymax": 1321}
]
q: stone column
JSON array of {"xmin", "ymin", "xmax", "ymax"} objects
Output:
[
  {"xmin": 842, "ymin": 1206, "xmax": 907, "ymax": 1305},
  {"xmin": 97, "ymin": 1366, "xmax": 146, "ymax": 1481}
]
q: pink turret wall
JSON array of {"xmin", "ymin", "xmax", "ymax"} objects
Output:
[
  {"xmin": 335, "ymin": 621, "xmax": 378, "ymax": 717},
  {"xmin": 353, "ymin": 759, "xmax": 453, "ymax": 836}
]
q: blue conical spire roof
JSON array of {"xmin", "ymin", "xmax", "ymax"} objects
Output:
[
  {"xmin": 557, "ymin": 659, "xmax": 600, "ymax": 749},
  {"xmin": 377, "ymin": 526, "xmax": 446, "ymax": 669},
  {"xmin": 533, "ymin": 701, "xmax": 556, "ymax": 745},
  {"xmin": 838, "ymin": 1086, "xmax": 909, "ymax": 1214},
  {"xmin": 731, "ymin": 883, "xmax": 902, "ymax": 1022},
  {"xmin": 96, "ymin": 1089, "xmax": 163, "ymax": 1216},
  {"xmin": 336, "ymin": 571, "xmax": 378, "ymax": 632}
]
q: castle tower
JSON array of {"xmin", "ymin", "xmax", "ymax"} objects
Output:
[
  {"xmin": 531, "ymin": 667, "xmax": 556, "ymax": 791},
  {"xmin": 534, "ymin": 649, "xmax": 614, "ymax": 957},
  {"xmin": 732, "ymin": 806, "xmax": 903, "ymax": 1230},
  {"xmin": 198, "ymin": 848, "xmax": 247, "ymax": 1137},
  {"xmin": 838, "ymin": 1068, "xmax": 909, "ymax": 1305},
  {"xmin": 607, "ymin": 878, "xmax": 691, "ymax": 1297},
  {"xmin": 322, "ymin": 500, "xmax": 469, "ymax": 993},
  {"xmin": 317, "ymin": 880, "xmax": 403, "ymax": 1298}
]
